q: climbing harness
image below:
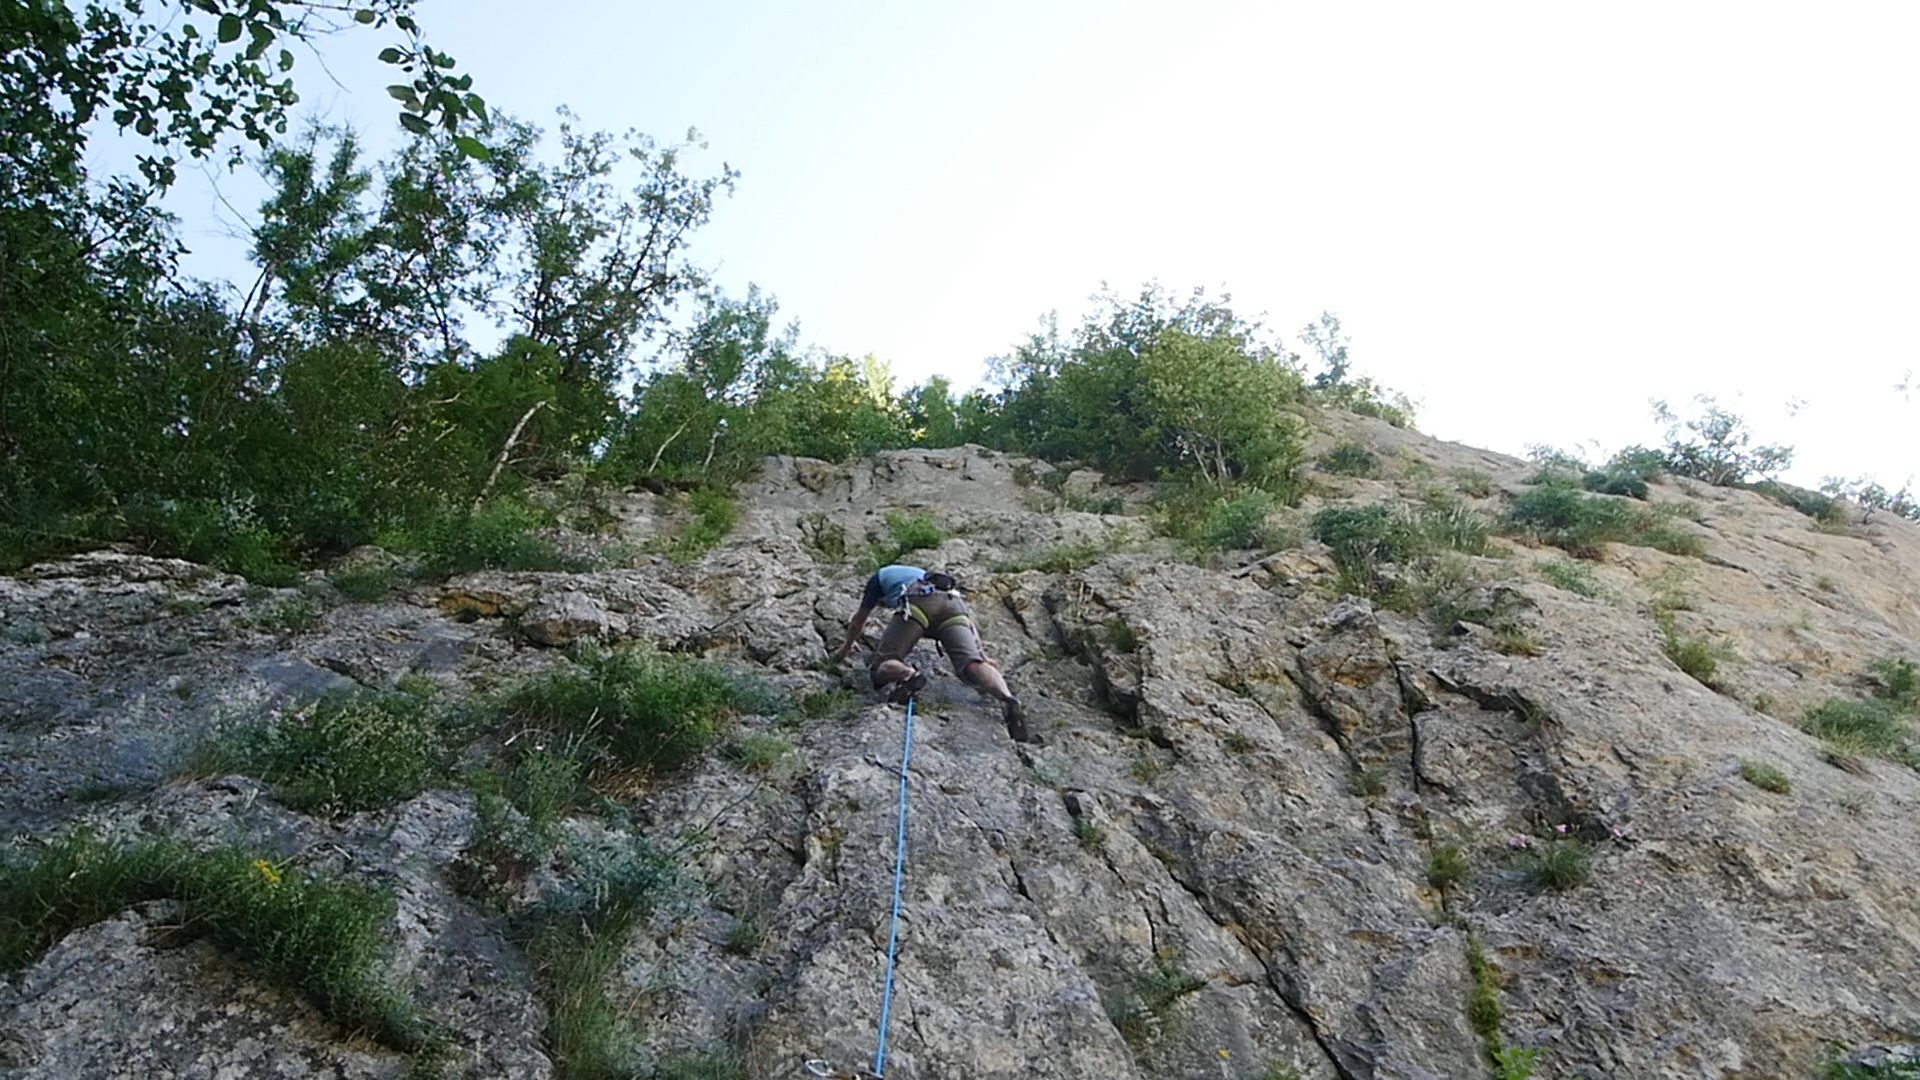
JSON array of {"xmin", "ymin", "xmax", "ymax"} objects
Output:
[{"xmin": 803, "ymin": 691, "xmax": 915, "ymax": 1079}]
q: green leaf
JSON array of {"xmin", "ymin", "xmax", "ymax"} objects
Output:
[
  {"xmin": 385, "ymin": 84, "xmax": 417, "ymax": 103},
  {"xmin": 218, "ymin": 14, "xmax": 241, "ymax": 42},
  {"xmin": 395, "ymin": 15, "xmax": 418, "ymax": 34},
  {"xmin": 135, "ymin": 116, "xmax": 155, "ymax": 137},
  {"xmin": 377, "ymin": 47, "xmax": 404, "ymax": 64},
  {"xmin": 247, "ymin": 24, "xmax": 273, "ymax": 61},
  {"xmin": 464, "ymin": 93, "xmax": 489, "ymax": 122},
  {"xmin": 452, "ymin": 135, "xmax": 491, "ymax": 161},
  {"xmin": 278, "ymin": 49, "xmax": 294, "ymax": 72},
  {"xmin": 398, "ymin": 113, "xmax": 430, "ymax": 135},
  {"xmin": 353, "ymin": 9, "xmax": 377, "ymax": 24}
]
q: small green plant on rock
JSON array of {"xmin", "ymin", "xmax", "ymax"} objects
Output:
[
  {"xmin": 864, "ymin": 511, "xmax": 944, "ymax": 570},
  {"xmin": 1319, "ymin": 442, "xmax": 1378, "ymax": 477},
  {"xmin": 184, "ymin": 692, "xmax": 446, "ymax": 816},
  {"xmin": 1511, "ymin": 834, "xmax": 1591, "ymax": 892},
  {"xmin": 1103, "ymin": 953, "xmax": 1206, "ymax": 1048},
  {"xmin": 662, "ymin": 488, "xmax": 738, "ymax": 563},
  {"xmin": 1657, "ymin": 612, "xmax": 1735, "ymax": 690},
  {"xmin": 724, "ymin": 732, "xmax": 800, "ymax": 776},
  {"xmin": 329, "ymin": 565, "xmax": 395, "ymax": 602},
  {"xmin": 1739, "ymin": 760, "xmax": 1791, "ymax": 794},
  {"xmin": 1351, "ymin": 767, "xmax": 1388, "ymax": 798},
  {"xmin": 1539, "ymin": 558, "xmax": 1602, "ymax": 598},
  {"xmin": 1427, "ymin": 844, "xmax": 1469, "ymax": 891},
  {"xmin": 1073, "ymin": 817, "xmax": 1107, "ymax": 851}
]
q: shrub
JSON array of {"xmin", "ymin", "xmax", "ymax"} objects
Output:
[
  {"xmin": 1653, "ymin": 396, "xmax": 1793, "ymax": 486},
  {"xmin": 329, "ymin": 565, "xmax": 394, "ymax": 602},
  {"xmin": 1318, "ymin": 442, "xmax": 1378, "ymax": 477},
  {"xmin": 1505, "ymin": 487, "xmax": 1638, "ymax": 558},
  {"xmin": 1739, "ymin": 760, "xmax": 1791, "ymax": 794},
  {"xmin": 1749, "ymin": 480, "xmax": 1847, "ymax": 525},
  {"xmin": 724, "ymin": 732, "xmax": 798, "ymax": 774},
  {"xmin": 402, "ymin": 500, "xmax": 579, "ymax": 577},
  {"xmin": 120, "ymin": 498, "xmax": 303, "ymax": 586},
  {"xmin": 1313, "ymin": 502, "xmax": 1489, "ymax": 599},
  {"xmin": 493, "ymin": 647, "xmax": 772, "ymax": 777},
  {"xmin": 0, "ymin": 832, "xmax": 418, "ymax": 1048},
  {"xmin": 184, "ymin": 692, "xmax": 445, "ymax": 816},
  {"xmin": 1073, "ymin": 817, "xmax": 1107, "ymax": 851},
  {"xmin": 1196, "ymin": 489, "xmax": 1292, "ymax": 550},
  {"xmin": 1103, "ymin": 953, "xmax": 1206, "ymax": 1047}
]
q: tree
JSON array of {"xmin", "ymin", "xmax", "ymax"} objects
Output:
[{"xmin": 1652, "ymin": 397, "xmax": 1793, "ymax": 486}]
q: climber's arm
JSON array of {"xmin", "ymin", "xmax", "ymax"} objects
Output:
[{"xmin": 832, "ymin": 601, "xmax": 877, "ymax": 661}]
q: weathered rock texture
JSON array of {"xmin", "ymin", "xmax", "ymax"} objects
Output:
[{"xmin": 3, "ymin": 415, "xmax": 1918, "ymax": 1079}]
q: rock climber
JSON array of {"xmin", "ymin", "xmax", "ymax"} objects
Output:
[{"xmin": 831, "ymin": 563, "xmax": 1034, "ymax": 743}]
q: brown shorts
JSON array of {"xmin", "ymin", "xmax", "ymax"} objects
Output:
[{"xmin": 871, "ymin": 590, "xmax": 985, "ymax": 672}]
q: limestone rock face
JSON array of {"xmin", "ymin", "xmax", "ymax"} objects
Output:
[{"xmin": 3, "ymin": 433, "xmax": 1919, "ymax": 1079}]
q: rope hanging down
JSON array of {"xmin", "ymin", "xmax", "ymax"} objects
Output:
[{"xmin": 873, "ymin": 694, "xmax": 916, "ymax": 1077}]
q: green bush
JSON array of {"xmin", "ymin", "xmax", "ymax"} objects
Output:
[
  {"xmin": 1312, "ymin": 501, "xmax": 1489, "ymax": 596},
  {"xmin": 1318, "ymin": 442, "xmax": 1378, "ymax": 477},
  {"xmin": 400, "ymin": 500, "xmax": 580, "ymax": 578},
  {"xmin": 493, "ymin": 648, "xmax": 772, "ymax": 776},
  {"xmin": 121, "ymin": 498, "xmax": 302, "ymax": 586},
  {"xmin": 1505, "ymin": 487, "xmax": 1638, "ymax": 558},
  {"xmin": 1869, "ymin": 657, "xmax": 1920, "ymax": 707},
  {"xmin": 0, "ymin": 832, "xmax": 418, "ymax": 1048},
  {"xmin": 185, "ymin": 692, "xmax": 446, "ymax": 816}
]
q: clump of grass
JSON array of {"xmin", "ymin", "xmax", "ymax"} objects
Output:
[
  {"xmin": 1637, "ymin": 522, "xmax": 1707, "ymax": 558},
  {"xmin": 1073, "ymin": 817, "xmax": 1107, "ymax": 851},
  {"xmin": 1131, "ymin": 757, "xmax": 1163, "ymax": 784},
  {"xmin": 1105, "ymin": 617, "xmax": 1140, "ymax": 653},
  {"xmin": 1426, "ymin": 844, "xmax": 1468, "ymax": 891},
  {"xmin": 1739, "ymin": 760, "xmax": 1791, "ymax": 794},
  {"xmin": 1351, "ymin": 767, "xmax": 1388, "ymax": 798},
  {"xmin": 516, "ymin": 838, "xmax": 675, "ymax": 1079},
  {"xmin": 1512, "ymin": 838, "xmax": 1591, "ymax": 892},
  {"xmin": 723, "ymin": 909, "xmax": 765, "ymax": 958},
  {"xmin": 664, "ymin": 488, "xmax": 738, "ymax": 563},
  {"xmin": 1223, "ymin": 731, "xmax": 1254, "ymax": 754},
  {"xmin": 1103, "ymin": 953, "xmax": 1206, "ymax": 1047},
  {"xmin": 329, "ymin": 565, "xmax": 395, "ymax": 602},
  {"xmin": 1539, "ymin": 558, "xmax": 1601, "ymax": 598},
  {"xmin": 1492, "ymin": 622, "xmax": 1542, "ymax": 657},
  {"xmin": 0, "ymin": 831, "xmax": 420, "ymax": 1049},
  {"xmin": 864, "ymin": 511, "xmax": 945, "ymax": 570},
  {"xmin": 1868, "ymin": 656, "xmax": 1920, "ymax": 707},
  {"xmin": 493, "ymin": 646, "xmax": 774, "ymax": 778},
  {"xmin": 724, "ymin": 732, "xmax": 799, "ymax": 775},
  {"xmin": 184, "ymin": 692, "xmax": 445, "ymax": 816},
  {"xmin": 1455, "ymin": 469, "xmax": 1495, "ymax": 498},
  {"xmin": 1154, "ymin": 484, "xmax": 1298, "ymax": 554},
  {"xmin": 994, "ymin": 536, "xmax": 1116, "ymax": 574},
  {"xmin": 658, "ymin": 1048, "xmax": 748, "ymax": 1080},
  {"xmin": 1657, "ymin": 612, "xmax": 1735, "ymax": 690},
  {"xmin": 247, "ymin": 595, "xmax": 321, "ymax": 634},
  {"xmin": 1803, "ymin": 699, "xmax": 1917, "ymax": 766},
  {"xmin": 453, "ymin": 788, "xmax": 550, "ymax": 906},
  {"xmin": 797, "ymin": 512, "xmax": 848, "ymax": 563},
  {"xmin": 1312, "ymin": 501, "xmax": 1490, "ymax": 597},
  {"xmin": 1465, "ymin": 935, "xmax": 1502, "ymax": 1040},
  {"xmin": 1319, "ymin": 442, "xmax": 1378, "ymax": 477}
]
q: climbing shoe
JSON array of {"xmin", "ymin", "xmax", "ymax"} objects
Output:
[
  {"xmin": 886, "ymin": 670, "xmax": 928, "ymax": 704},
  {"xmin": 1003, "ymin": 696, "xmax": 1038, "ymax": 743}
]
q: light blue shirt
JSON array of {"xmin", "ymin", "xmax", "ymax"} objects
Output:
[{"xmin": 868, "ymin": 564, "xmax": 928, "ymax": 609}]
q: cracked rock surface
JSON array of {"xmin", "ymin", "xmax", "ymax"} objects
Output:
[{"xmin": 3, "ymin": 428, "xmax": 1919, "ymax": 1079}]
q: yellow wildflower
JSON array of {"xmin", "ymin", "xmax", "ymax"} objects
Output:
[{"xmin": 251, "ymin": 859, "xmax": 283, "ymax": 887}]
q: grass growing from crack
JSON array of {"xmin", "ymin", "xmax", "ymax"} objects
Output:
[
  {"xmin": 1103, "ymin": 953, "xmax": 1206, "ymax": 1048},
  {"xmin": 0, "ymin": 831, "xmax": 423, "ymax": 1050},
  {"xmin": 515, "ymin": 837, "xmax": 676, "ymax": 1080},
  {"xmin": 183, "ymin": 691, "xmax": 448, "ymax": 816},
  {"xmin": 1739, "ymin": 759, "xmax": 1791, "ymax": 794},
  {"xmin": 493, "ymin": 646, "xmax": 775, "ymax": 779},
  {"xmin": 1426, "ymin": 844, "xmax": 1469, "ymax": 891},
  {"xmin": 863, "ymin": 511, "xmax": 945, "ymax": 571},
  {"xmin": 1512, "ymin": 839, "xmax": 1592, "ymax": 892},
  {"xmin": 661, "ymin": 488, "xmax": 739, "ymax": 564},
  {"xmin": 1351, "ymin": 767, "xmax": 1388, "ymax": 798},
  {"xmin": 1657, "ymin": 611, "xmax": 1736, "ymax": 690},
  {"xmin": 329, "ymin": 565, "xmax": 395, "ymax": 602},
  {"xmin": 723, "ymin": 732, "xmax": 800, "ymax": 776},
  {"xmin": 1539, "ymin": 558, "xmax": 1602, "ymax": 598},
  {"xmin": 1464, "ymin": 935, "xmax": 1539, "ymax": 1077}
]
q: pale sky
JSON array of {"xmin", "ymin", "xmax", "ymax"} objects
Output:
[{"xmin": 141, "ymin": 1, "xmax": 1919, "ymax": 490}]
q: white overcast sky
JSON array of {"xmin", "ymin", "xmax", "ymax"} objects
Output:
[{"xmin": 142, "ymin": 0, "xmax": 1918, "ymax": 490}]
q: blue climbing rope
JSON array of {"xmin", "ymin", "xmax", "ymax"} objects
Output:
[{"xmin": 872, "ymin": 694, "xmax": 916, "ymax": 1078}]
